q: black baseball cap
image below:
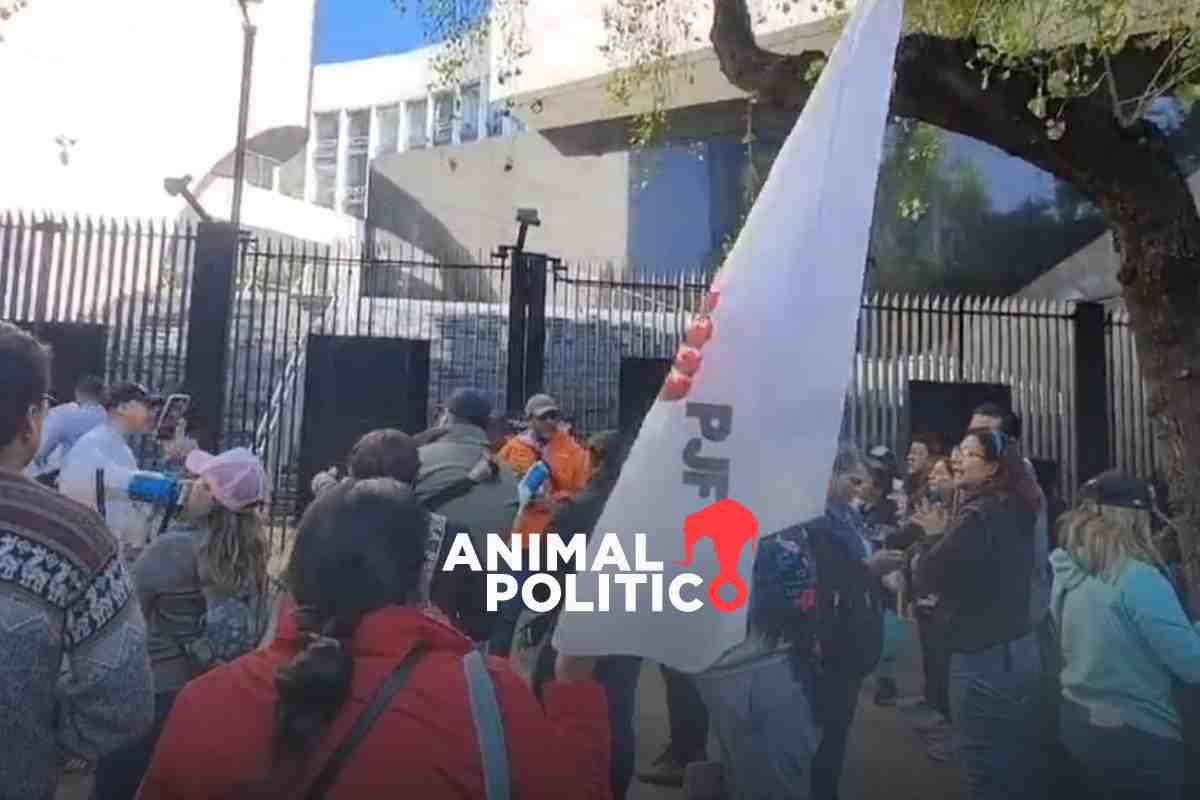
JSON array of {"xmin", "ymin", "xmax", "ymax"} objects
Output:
[
  {"xmin": 1078, "ymin": 470, "xmax": 1155, "ymax": 511},
  {"xmin": 102, "ymin": 381, "xmax": 163, "ymax": 410}
]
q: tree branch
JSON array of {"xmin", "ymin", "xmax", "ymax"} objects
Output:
[{"xmin": 708, "ymin": 0, "xmax": 1190, "ymax": 224}]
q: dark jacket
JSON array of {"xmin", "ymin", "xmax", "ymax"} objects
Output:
[{"xmin": 914, "ymin": 485, "xmax": 1035, "ymax": 654}]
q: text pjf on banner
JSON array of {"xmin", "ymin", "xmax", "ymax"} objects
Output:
[{"xmin": 553, "ymin": 0, "xmax": 905, "ymax": 673}]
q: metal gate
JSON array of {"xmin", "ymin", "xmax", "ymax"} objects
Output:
[{"xmin": 297, "ymin": 335, "xmax": 431, "ymax": 508}]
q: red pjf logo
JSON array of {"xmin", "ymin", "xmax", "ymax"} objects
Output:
[{"xmin": 676, "ymin": 499, "xmax": 759, "ymax": 612}]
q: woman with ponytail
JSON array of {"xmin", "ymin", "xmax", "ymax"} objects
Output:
[
  {"xmin": 912, "ymin": 428, "xmax": 1048, "ymax": 800},
  {"xmin": 139, "ymin": 478, "xmax": 610, "ymax": 800}
]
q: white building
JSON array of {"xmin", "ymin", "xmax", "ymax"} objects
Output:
[{"xmin": 0, "ymin": 0, "xmax": 849, "ymax": 255}]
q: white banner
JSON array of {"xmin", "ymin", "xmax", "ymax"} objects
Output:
[{"xmin": 553, "ymin": 0, "xmax": 904, "ymax": 673}]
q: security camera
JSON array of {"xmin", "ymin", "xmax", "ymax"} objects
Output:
[
  {"xmin": 516, "ymin": 208, "xmax": 541, "ymax": 226},
  {"xmin": 163, "ymin": 176, "xmax": 193, "ymax": 197}
]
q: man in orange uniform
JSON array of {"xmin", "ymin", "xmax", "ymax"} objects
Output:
[{"xmin": 491, "ymin": 393, "xmax": 590, "ymax": 655}]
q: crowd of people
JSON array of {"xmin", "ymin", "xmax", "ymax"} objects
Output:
[{"xmin": 2, "ymin": 316, "xmax": 1199, "ymax": 800}]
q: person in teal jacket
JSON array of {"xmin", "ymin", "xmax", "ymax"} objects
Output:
[{"xmin": 1051, "ymin": 471, "xmax": 1200, "ymax": 800}]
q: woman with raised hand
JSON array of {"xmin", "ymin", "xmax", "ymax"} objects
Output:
[
  {"xmin": 139, "ymin": 478, "xmax": 610, "ymax": 800},
  {"xmin": 913, "ymin": 429, "xmax": 1047, "ymax": 800}
]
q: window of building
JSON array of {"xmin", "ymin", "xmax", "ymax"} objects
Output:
[
  {"xmin": 407, "ymin": 99, "xmax": 428, "ymax": 149},
  {"xmin": 314, "ymin": 112, "xmax": 339, "ymax": 209},
  {"xmin": 245, "ymin": 152, "xmax": 278, "ymax": 190},
  {"xmin": 344, "ymin": 109, "xmax": 370, "ymax": 218},
  {"xmin": 376, "ymin": 104, "xmax": 400, "ymax": 157},
  {"xmin": 460, "ymin": 84, "xmax": 480, "ymax": 142},
  {"xmin": 433, "ymin": 92, "xmax": 453, "ymax": 146}
]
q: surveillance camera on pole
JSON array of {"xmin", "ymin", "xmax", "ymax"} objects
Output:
[{"xmin": 163, "ymin": 175, "xmax": 213, "ymax": 223}]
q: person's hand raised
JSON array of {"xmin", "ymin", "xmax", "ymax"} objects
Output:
[{"xmin": 910, "ymin": 500, "xmax": 949, "ymax": 536}]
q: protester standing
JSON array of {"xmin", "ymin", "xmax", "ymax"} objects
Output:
[
  {"xmin": 913, "ymin": 429, "xmax": 1047, "ymax": 800},
  {"xmin": 92, "ymin": 448, "xmax": 269, "ymax": 800},
  {"xmin": 493, "ymin": 393, "xmax": 590, "ymax": 656},
  {"xmin": 139, "ymin": 479, "xmax": 611, "ymax": 799},
  {"xmin": 968, "ymin": 403, "xmax": 1049, "ymax": 625},
  {"xmin": 0, "ymin": 322, "xmax": 153, "ymax": 799},
  {"xmin": 59, "ymin": 382, "xmax": 184, "ymax": 564},
  {"xmin": 807, "ymin": 448, "xmax": 901, "ymax": 800},
  {"xmin": 414, "ymin": 388, "xmax": 519, "ymax": 547},
  {"xmin": 905, "ymin": 455, "xmax": 957, "ymax": 760},
  {"xmin": 904, "ymin": 433, "xmax": 945, "ymax": 502},
  {"xmin": 864, "ymin": 446, "xmax": 905, "ymax": 707},
  {"xmin": 1052, "ymin": 472, "xmax": 1200, "ymax": 800},
  {"xmin": 29, "ymin": 374, "xmax": 106, "ymax": 475}
]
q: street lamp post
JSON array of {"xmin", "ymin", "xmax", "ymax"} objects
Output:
[{"xmin": 230, "ymin": 0, "xmax": 262, "ymax": 233}]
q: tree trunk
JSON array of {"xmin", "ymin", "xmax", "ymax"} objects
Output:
[
  {"xmin": 707, "ymin": 0, "xmax": 1200, "ymax": 585},
  {"xmin": 1112, "ymin": 186, "xmax": 1200, "ymax": 599}
]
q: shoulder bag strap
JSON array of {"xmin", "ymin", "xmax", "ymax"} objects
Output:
[
  {"xmin": 95, "ymin": 468, "xmax": 106, "ymax": 521},
  {"xmin": 304, "ymin": 644, "xmax": 427, "ymax": 800},
  {"xmin": 463, "ymin": 649, "xmax": 511, "ymax": 800}
]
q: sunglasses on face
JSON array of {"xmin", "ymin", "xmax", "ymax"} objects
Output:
[{"xmin": 536, "ymin": 411, "xmax": 561, "ymax": 422}]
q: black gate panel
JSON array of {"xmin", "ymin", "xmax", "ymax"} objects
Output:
[
  {"xmin": 619, "ymin": 357, "xmax": 671, "ymax": 434},
  {"xmin": 907, "ymin": 381, "xmax": 1012, "ymax": 452},
  {"xmin": 299, "ymin": 336, "xmax": 431, "ymax": 507},
  {"xmin": 16, "ymin": 322, "xmax": 108, "ymax": 404}
]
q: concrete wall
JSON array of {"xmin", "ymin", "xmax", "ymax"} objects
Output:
[{"xmin": 368, "ymin": 130, "xmax": 630, "ymax": 264}]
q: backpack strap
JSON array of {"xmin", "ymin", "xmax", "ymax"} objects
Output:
[
  {"xmin": 424, "ymin": 477, "xmax": 479, "ymax": 513},
  {"xmin": 304, "ymin": 644, "xmax": 427, "ymax": 800},
  {"xmin": 463, "ymin": 649, "xmax": 511, "ymax": 800}
]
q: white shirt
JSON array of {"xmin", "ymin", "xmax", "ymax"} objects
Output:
[
  {"xmin": 59, "ymin": 421, "xmax": 158, "ymax": 556},
  {"xmin": 29, "ymin": 402, "xmax": 106, "ymax": 473}
]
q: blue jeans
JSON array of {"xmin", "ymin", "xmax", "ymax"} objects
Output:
[
  {"xmin": 1060, "ymin": 698, "xmax": 1184, "ymax": 800},
  {"xmin": 594, "ymin": 656, "xmax": 642, "ymax": 800},
  {"xmin": 949, "ymin": 632, "xmax": 1047, "ymax": 800},
  {"xmin": 697, "ymin": 653, "xmax": 822, "ymax": 800},
  {"xmin": 811, "ymin": 673, "xmax": 862, "ymax": 800},
  {"xmin": 92, "ymin": 690, "xmax": 178, "ymax": 800}
]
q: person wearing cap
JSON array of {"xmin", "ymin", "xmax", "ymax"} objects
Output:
[
  {"xmin": 59, "ymin": 382, "xmax": 184, "ymax": 563},
  {"xmin": 493, "ymin": 394, "xmax": 591, "ymax": 656},
  {"xmin": 1051, "ymin": 471, "xmax": 1200, "ymax": 800},
  {"xmin": 93, "ymin": 447, "xmax": 269, "ymax": 800},
  {"xmin": 412, "ymin": 388, "xmax": 520, "ymax": 547},
  {"xmin": 28, "ymin": 374, "xmax": 106, "ymax": 477}
]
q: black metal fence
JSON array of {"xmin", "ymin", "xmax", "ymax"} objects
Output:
[
  {"xmin": 0, "ymin": 213, "xmax": 195, "ymax": 399},
  {"xmin": 1, "ymin": 211, "xmax": 1160, "ymax": 523}
]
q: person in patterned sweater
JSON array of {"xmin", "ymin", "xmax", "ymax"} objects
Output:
[{"xmin": 0, "ymin": 322, "xmax": 154, "ymax": 799}]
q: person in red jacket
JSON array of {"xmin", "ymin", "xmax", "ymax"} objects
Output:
[{"xmin": 138, "ymin": 478, "xmax": 610, "ymax": 800}]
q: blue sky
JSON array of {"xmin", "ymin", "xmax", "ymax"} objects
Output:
[{"xmin": 315, "ymin": 0, "xmax": 428, "ymax": 64}]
